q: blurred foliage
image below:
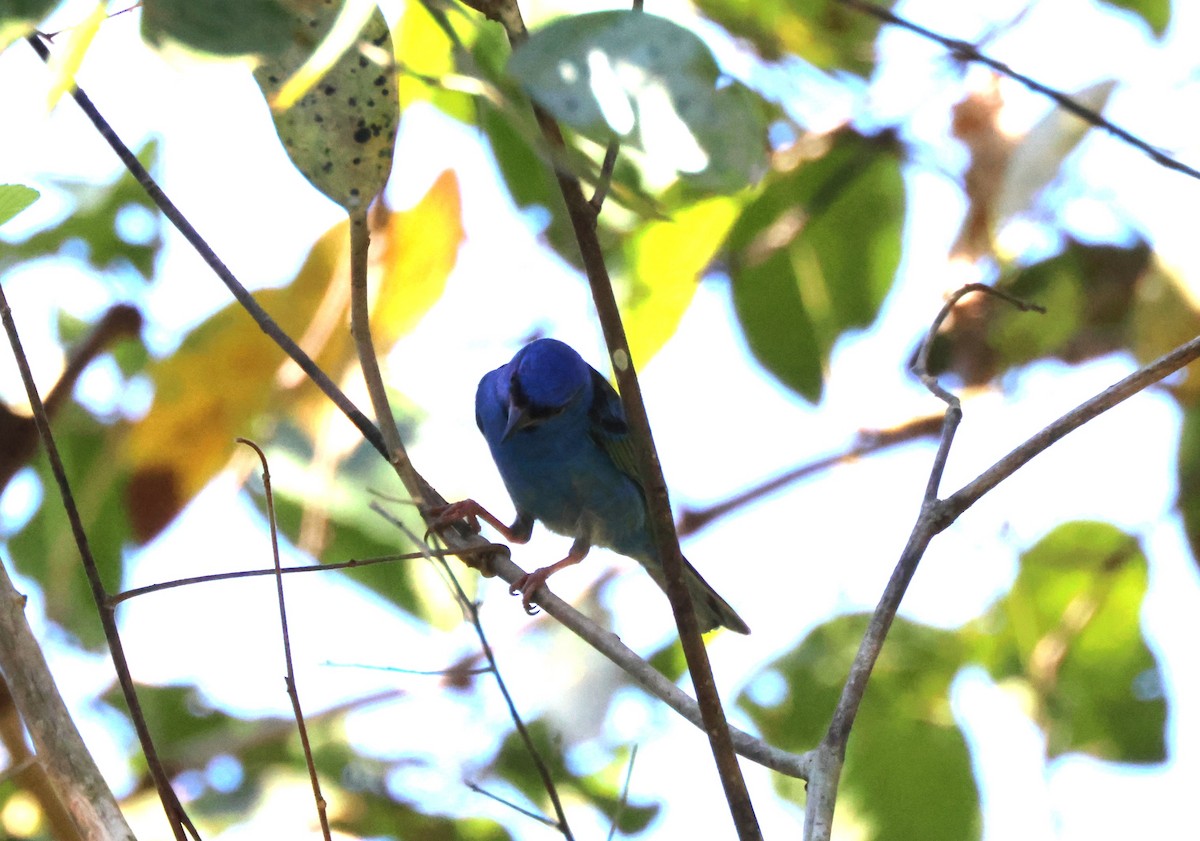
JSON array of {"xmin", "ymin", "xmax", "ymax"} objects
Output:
[
  {"xmin": 728, "ymin": 129, "xmax": 905, "ymax": 401},
  {"xmin": 742, "ymin": 522, "xmax": 1164, "ymax": 840},
  {"xmin": 925, "ymin": 238, "xmax": 1200, "ymax": 400},
  {"xmin": 0, "ymin": 0, "xmax": 1190, "ymax": 839},
  {"xmin": 0, "ymin": 143, "xmax": 162, "ymax": 280}
]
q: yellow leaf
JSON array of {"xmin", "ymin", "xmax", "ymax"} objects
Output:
[
  {"xmin": 45, "ymin": 2, "xmax": 107, "ymax": 109},
  {"xmin": 123, "ymin": 173, "xmax": 463, "ymax": 541},
  {"xmin": 622, "ymin": 195, "xmax": 740, "ymax": 365}
]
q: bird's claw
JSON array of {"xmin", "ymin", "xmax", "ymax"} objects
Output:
[
  {"xmin": 510, "ymin": 571, "xmax": 548, "ymax": 615},
  {"xmin": 423, "ymin": 501, "xmax": 483, "ymax": 542}
]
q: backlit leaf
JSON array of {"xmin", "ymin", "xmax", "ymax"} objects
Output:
[
  {"xmin": 622, "ymin": 195, "xmax": 741, "ymax": 365},
  {"xmin": 727, "ymin": 129, "xmax": 904, "ymax": 401},
  {"xmin": 123, "ymin": 174, "xmax": 461, "ymax": 542},
  {"xmin": 972, "ymin": 522, "xmax": 1166, "ymax": 762},
  {"xmin": 740, "ymin": 615, "xmax": 979, "ymax": 841},
  {"xmin": 508, "ymin": 11, "xmax": 767, "ymax": 193},
  {"xmin": 253, "ymin": 1, "xmax": 398, "ymax": 212},
  {"xmin": 0, "ymin": 183, "xmax": 38, "ymax": 227}
]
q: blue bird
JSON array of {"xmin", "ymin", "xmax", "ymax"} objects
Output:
[{"xmin": 437, "ymin": 338, "xmax": 749, "ymax": 635}]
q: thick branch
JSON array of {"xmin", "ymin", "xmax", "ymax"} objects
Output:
[{"xmin": 0, "ymin": 561, "xmax": 134, "ymax": 841}]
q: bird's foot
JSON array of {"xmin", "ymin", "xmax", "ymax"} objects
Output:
[
  {"xmin": 423, "ymin": 499, "xmax": 485, "ymax": 542},
  {"xmin": 509, "ymin": 567, "xmax": 553, "ymax": 615},
  {"xmin": 425, "ymin": 500, "xmax": 532, "ymax": 545}
]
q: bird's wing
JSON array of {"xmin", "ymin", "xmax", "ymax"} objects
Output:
[{"xmin": 586, "ymin": 368, "xmax": 644, "ymax": 488}]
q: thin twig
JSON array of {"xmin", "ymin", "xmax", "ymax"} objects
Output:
[
  {"xmin": 347, "ymin": 208, "xmax": 407, "ymax": 464},
  {"xmin": 945, "ymin": 329, "xmax": 1200, "ymax": 515},
  {"xmin": 590, "ymin": 139, "xmax": 621, "ymax": 213},
  {"xmin": 322, "ymin": 661, "xmax": 494, "ymax": 677},
  {"xmin": 106, "ymin": 548, "xmax": 488, "ymax": 606},
  {"xmin": 0, "ymin": 280, "xmax": 197, "ymax": 840},
  {"xmin": 465, "ymin": 780, "xmax": 561, "ymax": 827},
  {"xmin": 605, "ymin": 744, "xmax": 638, "ymax": 841},
  {"xmin": 676, "ymin": 414, "xmax": 944, "ymax": 536},
  {"xmin": 836, "ymin": 0, "xmax": 1200, "ymax": 182},
  {"xmin": 238, "ymin": 439, "xmax": 331, "ymax": 841},
  {"xmin": 376, "ymin": 507, "xmax": 577, "ymax": 839}
]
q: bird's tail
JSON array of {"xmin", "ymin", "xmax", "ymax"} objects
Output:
[{"xmin": 644, "ymin": 556, "xmax": 750, "ymax": 635}]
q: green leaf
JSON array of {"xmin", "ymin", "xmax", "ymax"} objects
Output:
[
  {"xmin": 7, "ymin": 405, "xmax": 130, "ymax": 650},
  {"xmin": 253, "ymin": 1, "xmax": 398, "ymax": 212},
  {"xmin": 727, "ymin": 129, "xmax": 904, "ymax": 401},
  {"xmin": 1177, "ymin": 405, "xmax": 1200, "ymax": 572},
  {"xmin": 140, "ymin": 0, "xmax": 295, "ymax": 56},
  {"xmin": 693, "ymin": 0, "xmax": 893, "ymax": 76},
  {"xmin": 508, "ymin": 11, "xmax": 767, "ymax": 193},
  {"xmin": 1099, "ymin": 0, "xmax": 1171, "ymax": 36},
  {"xmin": 487, "ymin": 721, "xmax": 658, "ymax": 832},
  {"xmin": 740, "ymin": 615, "xmax": 979, "ymax": 841},
  {"xmin": 0, "ymin": 183, "xmax": 38, "ymax": 227},
  {"xmin": 973, "ymin": 522, "xmax": 1166, "ymax": 762}
]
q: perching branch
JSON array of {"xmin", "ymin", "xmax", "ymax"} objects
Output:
[{"xmin": 474, "ymin": 2, "xmax": 763, "ymax": 837}]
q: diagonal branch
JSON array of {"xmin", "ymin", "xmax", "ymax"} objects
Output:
[
  {"xmin": 836, "ymin": 0, "xmax": 1200, "ymax": 182},
  {"xmin": 0, "ymin": 279, "xmax": 196, "ymax": 840}
]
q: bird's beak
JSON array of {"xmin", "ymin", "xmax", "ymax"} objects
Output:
[{"xmin": 501, "ymin": 400, "xmax": 531, "ymax": 442}]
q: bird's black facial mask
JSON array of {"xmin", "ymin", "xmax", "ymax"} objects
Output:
[{"xmin": 502, "ymin": 372, "xmax": 573, "ymax": 441}]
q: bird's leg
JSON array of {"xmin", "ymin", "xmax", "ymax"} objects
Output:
[
  {"xmin": 510, "ymin": 535, "xmax": 591, "ymax": 615},
  {"xmin": 426, "ymin": 501, "xmax": 533, "ymax": 544}
]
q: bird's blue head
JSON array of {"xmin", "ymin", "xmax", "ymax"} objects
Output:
[{"xmin": 502, "ymin": 338, "xmax": 591, "ymax": 440}]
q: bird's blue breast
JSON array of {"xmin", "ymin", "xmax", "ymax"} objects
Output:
[{"xmin": 476, "ymin": 365, "xmax": 653, "ymax": 561}]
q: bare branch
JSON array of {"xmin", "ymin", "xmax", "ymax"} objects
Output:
[{"xmin": 836, "ymin": 0, "xmax": 1200, "ymax": 182}]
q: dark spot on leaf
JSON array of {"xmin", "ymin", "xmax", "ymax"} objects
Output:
[
  {"xmin": 353, "ymin": 127, "xmax": 371, "ymax": 143},
  {"xmin": 323, "ymin": 85, "xmax": 337, "ymax": 96},
  {"xmin": 374, "ymin": 75, "xmax": 386, "ymax": 86},
  {"xmin": 267, "ymin": 75, "xmax": 279, "ymax": 84},
  {"xmin": 314, "ymin": 114, "xmax": 324, "ymax": 123},
  {"xmin": 350, "ymin": 188, "xmax": 360, "ymax": 196},
  {"xmin": 358, "ymin": 56, "xmax": 369, "ymax": 68},
  {"xmin": 322, "ymin": 162, "xmax": 334, "ymax": 173},
  {"xmin": 352, "ymin": 157, "xmax": 362, "ymax": 165},
  {"xmin": 348, "ymin": 97, "xmax": 358, "ymax": 106}
]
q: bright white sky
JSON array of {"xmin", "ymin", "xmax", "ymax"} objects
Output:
[{"xmin": 1, "ymin": 0, "xmax": 1199, "ymax": 839}]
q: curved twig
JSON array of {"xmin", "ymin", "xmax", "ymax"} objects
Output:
[{"xmin": 238, "ymin": 438, "xmax": 331, "ymax": 841}]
